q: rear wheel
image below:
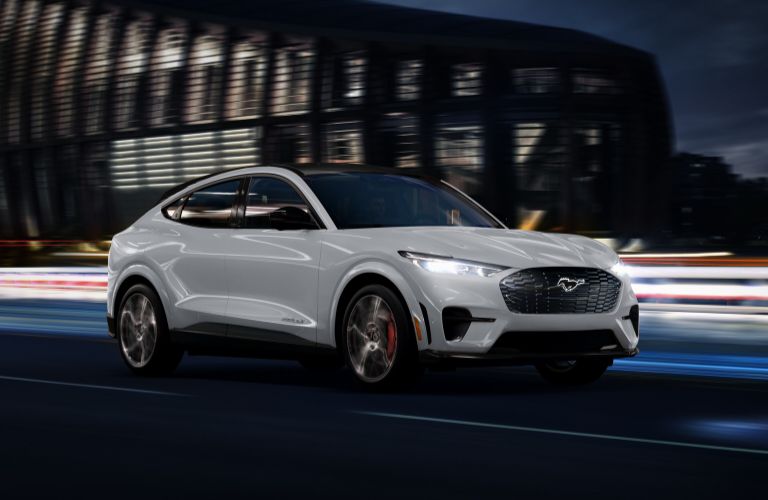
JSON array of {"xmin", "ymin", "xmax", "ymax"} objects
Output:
[
  {"xmin": 117, "ymin": 284, "xmax": 183, "ymax": 376},
  {"xmin": 535, "ymin": 359, "xmax": 609, "ymax": 385},
  {"xmin": 342, "ymin": 284, "xmax": 420, "ymax": 389}
]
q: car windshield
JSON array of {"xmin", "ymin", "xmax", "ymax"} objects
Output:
[{"xmin": 304, "ymin": 172, "xmax": 503, "ymax": 229}]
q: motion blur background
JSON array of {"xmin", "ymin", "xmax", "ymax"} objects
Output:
[{"xmin": 0, "ymin": 0, "xmax": 766, "ymax": 344}]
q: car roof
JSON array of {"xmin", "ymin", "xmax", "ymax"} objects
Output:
[{"xmin": 158, "ymin": 164, "xmax": 429, "ymax": 202}]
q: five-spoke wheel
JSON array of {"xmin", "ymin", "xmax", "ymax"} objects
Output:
[
  {"xmin": 117, "ymin": 284, "xmax": 182, "ymax": 376},
  {"xmin": 342, "ymin": 285, "xmax": 420, "ymax": 389}
]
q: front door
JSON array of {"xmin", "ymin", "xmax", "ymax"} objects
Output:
[{"xmin": 224, "ymin": 176, "xmax": 323, "ymax": 347}]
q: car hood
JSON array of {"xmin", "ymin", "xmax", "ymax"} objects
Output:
[{"xmin": 339, "ymin": 227, "xmax": 618, "ymax": 270}]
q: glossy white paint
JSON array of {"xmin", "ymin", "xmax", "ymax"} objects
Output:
[{"xmin": 108, "ymin": 166, "xmax": 638, "ymax": 357}]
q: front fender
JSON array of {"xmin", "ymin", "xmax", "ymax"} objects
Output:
[{"xmin": 322, "ymin": 259, "xmax": 427, "ymax": 350}]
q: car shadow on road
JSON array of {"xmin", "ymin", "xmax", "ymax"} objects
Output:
[{"xmin": 169, "ymin": 356, "xmax": 643, "ymax": 396}]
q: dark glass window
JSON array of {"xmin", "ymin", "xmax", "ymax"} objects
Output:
[
  {"xmin": 512, "ymin": 68, "xmax": 560, "ymax": 94},
  {"xmin": 114, "ymin": 16, "xmax": 152, "ymax": 130},
  {"xmin": 305, "ymin": 173, "xmax": 501, "ymax": 230},
  {"xmin": 54, "ymin": 6, "xmax": 89, "ymax": 137},
  {"xmin": 435, "ymin": 117, "xmax": 484, "ymax": 196},
  {"xmin": 395, "ymin": 59, "xmax": 422, "ymax": 101},
  {"xmin": 244, "ymin": 177, "xmax": 315, "ymax": 229},
  {"xmin": 30, "ymin": 3, "xmax": 65, "ymax": 141},
  {"xmin": 323, "ymin": 50, "xmax": 366, "ymax": 109},
  {"xmin": 148, "ymin": 23, "xmax": 187, "ymax": 127},
  {"xmin": 187, "ymin": 28, "xmax": 225, "ymax": 123},
  {"xmin": 270, "ymin": 37, "xmax": 315, "ymax": 115},
  {"xmin": 84, "ymin": 10, "xmax": 118, "ymax": 135},
  {"xmin": 323, "ymin": 122, "xmax": 363, "ymax": 164},
  {"xmin": 227, "ymin": 33, "xmax": 268, "ymax": 119},
  {"xmin": 451, "ymin": 63, "xmax": 483, "ymax": 97},
  {"xmin": 572, "ymin": 68, "xmax": 623, "ymax": 94},
  {"xmin": 377, "ymin": 113, "xmax": 420, "ymax": 168},
  {"xmin": 162, "ymin": 197, "xmax": 185, "ymax": 220},
  {"xmin": 178, "ymin": 179, "xmax": 240, "ymax": 227}
]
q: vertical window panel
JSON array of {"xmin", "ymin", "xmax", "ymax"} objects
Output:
[
  {"xmin": 512, "ymin": 121, "xmax": 567, "ymax": 230},
  {"xmin": 0, "ymin": 156, "xmax": 11, "ymax": 236},
  {"xmin": 0, "ymin": 0, "xmax": 19, "ymax": 47},
  {"xmin": 572, "ymin": 122, "xmax": 621, "ymax": 230},
  {"xmin": 378, "ymin": 113, "xmax": 420, "ymax": 168},
  {"xmin": 266, "ymin": 123, "xmax": 311, "ymax": 164},
  {"xmin": 147, "ymin": 21, "xmax": 187, "ymax": 127},
  {"xmin": 186, "ymin": 27, "xmax": 225, "ymax": 124},
  {"xmin": 451, "ymin": 62, "xmax": 483, "ymax": 97},
  {"xmin": 83, "ymin": 10, "xmax": 117, "ymax": 135},
  {"xmin": 323, "ymin": 50, "xmax": 366, "ymax": 109},
  {"xmin": 54, "ymin": 6, "xmax": 89, "ymax": 137},
  {"xmin": 6, "ymin": 0, "xmax": 41, "ymax": 143},
  {"xmin": 396, "ymin": 59, "xmax": 421, "ymax": 101},
  {"xmin": 572, "ymin": 68, "xmax": 623, "ymax": 94},
  {"xmin": 270, "ymin": 37, "xmax": 315, "ymax": 115},
  {"xmin": 0, "ymin": 0, "xmax": 20, "ymax": 136},
  {"xmin": 113, "ymin": 15, "xmax": 152, "ymax": 130},
  {"xmin": 436, "ymin": 117, "xmax": 484, "ymax": 195},
  {"xmin": 30, "ymin": 2, "xmax": 64, "ymax": 141},
  {"xmin": 512, "ymin": 67, "xmax": 560, "ymax": 94},
  {"xmin": 323, "ymin": 121, "xmax": 362, "ymax": 164},
  {"xmin": 226, "ymin": 33, "xmax": 268, "ymax": 120},
  {"xmin": 32, "ymin": 150, "xmax": 55, "ymax": 231}
]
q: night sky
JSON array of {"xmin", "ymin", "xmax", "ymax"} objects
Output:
[{"xmin": 376, "ymin": 0, "xmax": 768, "ymax": 178}]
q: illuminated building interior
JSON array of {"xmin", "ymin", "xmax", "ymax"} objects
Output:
[{"xmin": 0, "ymin": 0, "xmax": 671, "ymax": 238}]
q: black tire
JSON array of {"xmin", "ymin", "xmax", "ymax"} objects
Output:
[
  {"xmin": 116, "ymin": 284, "xmax": 183, "ymax": 376},
  {"xmin": 535, "ymin": 359, "xmax": 610, "ymax": 386},
  {"xmin": 341, "ymin": 284, "xmax": 421, "ymax": 390}
]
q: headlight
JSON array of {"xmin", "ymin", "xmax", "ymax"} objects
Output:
[
  {"xmin": 398, "ymin": 251, "xmax": 508, "ymax": 278},
  {"xmin": 610, "ymin": 258, "xmax": 629, "ymax": 277}
]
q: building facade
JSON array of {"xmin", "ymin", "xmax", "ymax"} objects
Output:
[{"xmin": 0, "ymin": 0, "xmax": 672, "ymax": 239}]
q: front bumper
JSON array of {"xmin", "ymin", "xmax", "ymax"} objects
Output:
[
  {"xmin": 408, "ymin": 266, "xmax": 639, "ymax": 358},
  {"xmin": 420, "ymin": 347, "xmax": 639, "ymax": 367}
]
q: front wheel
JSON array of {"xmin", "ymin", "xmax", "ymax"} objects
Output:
[
  {"xmin": 342, "ymin": 284, "xmax": 421, "ymax": 389},
  {"xmin": 535, "ymin": 359, "xmax": 610, "ymax": 385},
  {"xmin": 117, "ymin": 284, "xmax": 183, "ymax": 376}
]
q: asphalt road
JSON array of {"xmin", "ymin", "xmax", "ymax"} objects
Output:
[{"xmin": 0, "ymin": 332, "xmax": 766, "ymax": 499}]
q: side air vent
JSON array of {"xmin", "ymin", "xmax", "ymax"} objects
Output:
[{"xmin": 442, "ymin": 307, "xmax": 472, "ymax": 342}]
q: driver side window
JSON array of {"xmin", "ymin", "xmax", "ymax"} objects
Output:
[{"xmin": 245, "ymin": 177, "xmax": 318, "ymax": 230}]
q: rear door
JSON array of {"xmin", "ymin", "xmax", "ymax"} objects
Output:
[{"xmin": 224, "ymin": 175, "xmax": 323, "ymax": 347}]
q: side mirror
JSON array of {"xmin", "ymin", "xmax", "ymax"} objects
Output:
[{"xmin": 270, "ymin": 206, "xmax": 318, "ymax": 230}]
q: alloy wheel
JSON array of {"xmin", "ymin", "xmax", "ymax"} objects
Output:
[
  {"xmin": 119, "ymin": 293, "xmax": 158, "ymax": 368},
  {"xmin": 346, "ymin": 294, "xmax": 398, "ymax": 383}
]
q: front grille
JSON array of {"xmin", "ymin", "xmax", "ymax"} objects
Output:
[
  {"xmin": 490, "ymin": 329, "xmax": 620, "ymax": 355},
  {"xmin": 500, "ymin": 267, "xmax": 621, "ymax": 314}
]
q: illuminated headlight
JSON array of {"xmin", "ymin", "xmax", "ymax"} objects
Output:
[
  {"xmin": 610, "ymin": 258, "xmax": 629, "ymax": 277},
  {"xmin": 398, "ymin": 251, "xmax": 508, "ymax": 278}
]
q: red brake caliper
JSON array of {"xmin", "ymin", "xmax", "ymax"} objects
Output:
[{"xmin": 386, "ymin": 317, "xmax": 396, "ymax": 360}]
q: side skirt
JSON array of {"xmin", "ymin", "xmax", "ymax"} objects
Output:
[{"xmin": 169, "ymin": 325, "xmax": 337, "ymax": 361}]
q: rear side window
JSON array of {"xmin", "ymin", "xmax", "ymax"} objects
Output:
[
  {"xmin": 162, "ymin": 197, "xmax": 185, "ymax": 220},
  {"xmin": 178, "ymin": 180, "xmax": 241, "ymax": 228}
]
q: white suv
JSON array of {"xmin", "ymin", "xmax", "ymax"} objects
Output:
[{"xmin": 107, "ymin": 166, "xmax": 639, "ymax": 388}]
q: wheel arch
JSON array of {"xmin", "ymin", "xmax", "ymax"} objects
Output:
[
  {"xmin": 111, "ymin": 265, "xmax": 174, "ymax": 332},
  {"xmin": 330, "ymin": 265, "xmax": 424, "ymax": 352}
]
